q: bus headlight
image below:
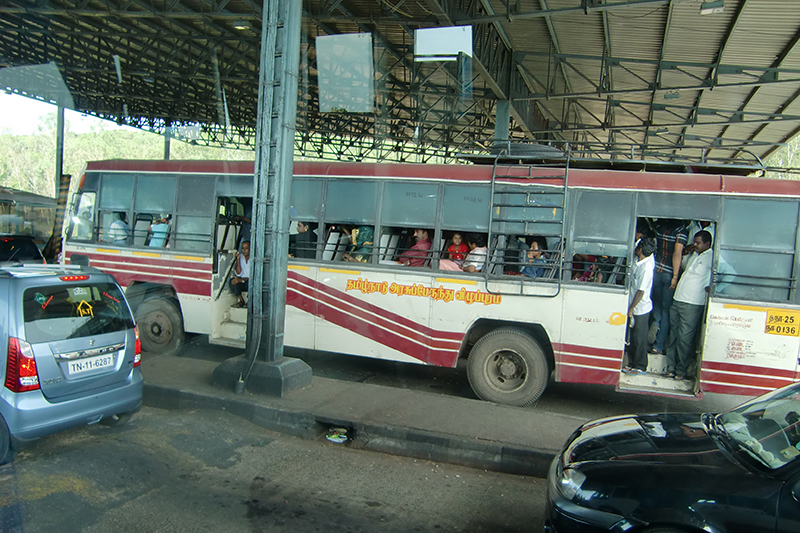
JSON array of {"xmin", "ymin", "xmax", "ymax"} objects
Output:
[{"xmin": 557, "ymin": 468, "xmax": 586, "ymax": 501}]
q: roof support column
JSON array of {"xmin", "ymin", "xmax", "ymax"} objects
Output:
[
  {"xmin": 213, "ymin": 0, "xmax": 312, "ymax": 397},
  {"xmin": 495, "ymin": 100, "xmax": 510, "ymax": 141}
]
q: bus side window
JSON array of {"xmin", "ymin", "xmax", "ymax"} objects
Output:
[
  {"xmin": 569, "ymin": 190, "xmax": 632, "ymax": 284},
  {"xmin": 718, "ymin": 198, "xmax": 798, "ymax": 301}
]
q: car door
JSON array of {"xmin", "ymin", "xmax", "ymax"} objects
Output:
[{"xmin": 777, "ymin": 474, "xmax": 800, "ymax": 533}]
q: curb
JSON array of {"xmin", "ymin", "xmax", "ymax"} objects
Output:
[{"xmin": 143, "ymin": 384, "xmax": 556, "ymax": 477}]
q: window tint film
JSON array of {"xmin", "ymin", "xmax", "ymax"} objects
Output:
[{"xmin": 23, "ymin": 283, "xmax": 134, "ymax": 344}]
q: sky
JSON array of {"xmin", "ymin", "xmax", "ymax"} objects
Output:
[{"xmin": 0, "ymin": 92, "xmax": 125, "ymax": 135}]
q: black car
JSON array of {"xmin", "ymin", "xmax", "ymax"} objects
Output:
[
  {"xmin": 545, "ymin": 383, "xmax": 800, "ymax": 533},
  {"xmin": 0, "ymin": 234, "xmax": 46, "ymax": 264}
]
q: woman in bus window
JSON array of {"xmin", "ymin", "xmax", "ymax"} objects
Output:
[{"xmin": 342, "ymin": 225, "xmax": 374, "ymax": 263}]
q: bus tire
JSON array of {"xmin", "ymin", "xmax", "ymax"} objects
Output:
[
  {"xmin": 136, "ymin": 298, "xmax": 186, "ymax": 356},
  {"xmin": 467, "ymin": 328, "xmax": 549, "ymax": 406}
]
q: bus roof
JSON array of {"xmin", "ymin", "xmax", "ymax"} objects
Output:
[{"xmin": 83, "ymin": 159, "xmax": 800, "ymax": 197}]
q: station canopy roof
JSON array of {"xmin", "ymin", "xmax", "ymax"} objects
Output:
[{"xmin": 2, "ymin": 0, "xmax": 800, "ymax": 167}]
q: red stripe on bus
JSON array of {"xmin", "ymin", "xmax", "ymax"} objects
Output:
[
  {"xmin": 288, "ymin": 271, "xmax": 464, "ymax": 341},
  {"xmin": 700, "ymin": 369, "xmax": 795, "ymax": 391},
  {"xmin": 106, "ymin": 270, "xmax": 211, "ymax": 296},
  {"xmin": 287, "ymin": 280, "xmax": 462, "ymax": 351},
  {"xmin": 556, "ymin": 352, "xmax": 622, "ymax": 370},
  {"xmin": 89, "ymin": 260, "xmax": 212, "ymax": 280},
  {"xmin": 287, "ymin": 289, "xmax": 459, "ymax": 367},
  {"xmin": 553, "ymin": 343, "xmax": 623, "ymax": 360},
  {"xmin": 557, "ymin": 365, "xmax": 619, "ymax": 386},
  {"xmin": 701, "ymin": 381, "xmax": 794, "ymax": 397},
  {"xmin": 65, "ymin": 250, "xmax": 212, "ymax": 271},
  {"xmin": 701, "ymin": 360, "xmax": 796, "ymax": 379},
  {"xmin": 85, "ymin": 159, "xmax": 800, "ymax": 196}
]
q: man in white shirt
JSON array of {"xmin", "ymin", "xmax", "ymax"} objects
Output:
[
  {"xmin": 623, "ymin": 238, "xmax": 656, "ymax": 375},
  {"xmin": 667, "ymin": 230, "xmax": 713, "ymax": 380}
]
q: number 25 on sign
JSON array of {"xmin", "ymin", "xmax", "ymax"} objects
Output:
[{"xmin": 765, "ymin": 310, "xmax": 800, "ymax": 336}]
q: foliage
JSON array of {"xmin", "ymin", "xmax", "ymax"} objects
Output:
[{"xmin": 0, "ymin": 113, "xmax": 254, "ymax": 198}]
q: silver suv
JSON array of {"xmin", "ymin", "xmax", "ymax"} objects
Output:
[{"xmin": 0, "ymin": 264, "xmax": 143, "ymax": 464}]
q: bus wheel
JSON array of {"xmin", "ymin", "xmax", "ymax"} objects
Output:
[
  {"xmin": 467, "ymin": 328, "xmax": 549, "ymax": 406},
  {"xmin": 136, "ymin": 298, "xmax": 186, "ymax": 356}
]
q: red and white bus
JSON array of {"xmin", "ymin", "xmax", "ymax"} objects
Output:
[{"xmin": 62, "ymin": 157, "xmax": 800, "ymax": 405}]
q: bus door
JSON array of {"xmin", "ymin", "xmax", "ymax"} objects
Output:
[
  {"xmin": 700, "ymin": 197, "xmax": 800, "ymax": 397},
  {"xmin": 617, "ymin": 191, "xmax": 722, "ymax": 398},
  {"xmin": 209, "ymin": 194, "xmax": 250, "ymax": 348}
]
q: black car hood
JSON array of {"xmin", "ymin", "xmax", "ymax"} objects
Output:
[{"xmin": 563, "ymin": 413, "xmax": 731, "ymax": 467}]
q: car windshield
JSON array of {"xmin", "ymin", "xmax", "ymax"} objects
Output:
[
  {"xmin": 717, "ymin": 385, "xmax": 800, "ymax": 469},
  {"xmin": 22, "ymin": 283, "xmax": 134, "ymax": 343}
]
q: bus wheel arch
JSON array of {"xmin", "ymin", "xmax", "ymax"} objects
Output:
[
  {"xmin": 465, "ymin": 324, "xmax": 552, "ymax": 407},
  {"xmin": 132, "ymin": 289, "xmax": 186, "ymax": 357}
]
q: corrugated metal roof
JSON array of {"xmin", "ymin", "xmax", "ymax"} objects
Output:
[{"xmin": 1, "ymin": 0, "xmax": 798, "ymax": 165}]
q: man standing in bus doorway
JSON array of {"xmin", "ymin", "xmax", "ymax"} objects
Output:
[
  {"xmin": 649, "ymin": 219, "xmax": 689, "ymax": 355},
  {"xmin": 396, "ymin": 228, "xmax": 432, "ymax": 267},
  {"xmin": 623, "ymin": 237, "xmax": 656, "ymax": 375},
  {"xmin": 666, "ymin": 230, "xmax": 713, "ymax": 381},
  {"xmin": 230, "ymin": 240, "xmax": 251, "ymax": 308}
]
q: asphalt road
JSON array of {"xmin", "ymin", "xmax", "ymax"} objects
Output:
[
  {"xmin": 176, "ymin": 334, "xmax": 748, "ymax": 419},
  {"xmin": 1, "ymin": 407, "xmax": 546, "ymax": 533}
]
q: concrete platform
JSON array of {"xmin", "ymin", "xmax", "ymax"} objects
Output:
[{"xmin": 140, "ymin": 353, "xmax": 588, "ymax": 478}]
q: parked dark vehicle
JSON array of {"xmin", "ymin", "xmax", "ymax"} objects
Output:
[
  {"xmin": 0, "ymin": 234, "xmax": 46, "ymax": 264},
  {"xmin": 0, "ymin": 264, "xmax": 143, "ymax": 464},
  {"xmin": 545, "ymin": 383, "xmax": 800, "ymax": 533}
]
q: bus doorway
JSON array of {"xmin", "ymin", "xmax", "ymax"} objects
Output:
[
  {"xmin": 209, "ymin": 196, "xmax": 248, "ymax": 347},
  {"xmin": 618, "ymin": 217, "xmax": 716, "ymax": 398}
]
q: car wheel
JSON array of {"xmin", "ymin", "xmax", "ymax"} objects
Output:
[
  {"xmin": 135, "ymin": 297, "xmax": 186, "ymax": 356},
  {"xmin": 100, "ymin": 412, "xmax": 133, "ymax": 427},
  {"xmin": 467, "ymin": 327, "xmax": 549, "ymax": 406},
  {"xmin": 0, "ymin": 415, "xmax": 16, "ymax": 466}
]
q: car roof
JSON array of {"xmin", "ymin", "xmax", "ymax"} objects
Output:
[{"xmin": 0, "ymin": 264, "xmax": 106, "ymax": 280}]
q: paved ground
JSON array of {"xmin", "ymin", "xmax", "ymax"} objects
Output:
[{"xmin": 141, "ymin": 345, "xmax": 749, "ymax": 477}]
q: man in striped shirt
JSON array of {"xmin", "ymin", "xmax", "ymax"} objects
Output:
[{"xmin": 650, "ymin": 219, "xmax": 689, "ymax": 355}]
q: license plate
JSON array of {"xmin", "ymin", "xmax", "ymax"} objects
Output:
[{"xmin": 68, "ymin": 354, "xmax": 115, "ymax": 375}]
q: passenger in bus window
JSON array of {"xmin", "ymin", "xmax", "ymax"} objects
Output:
[
  {"xmin": 148, "ymin": 214, "xmax": 171, "ymax": 247},
  {"xmin": 666, "ymin": 230, "xmax": 713, "ymax": 381},
  {"xmin": 650, "ymin": 219, "xmax": 689, "ymax": 356},
  {"xmin": 289, "ymin": 221, "xmax": 317, "ymax": 259},
  {"xmin": 396, "ymin": 228, "xmax": 432, "ymax": 267},
  {"xmin": 461, "ymin": 233, "xmax": 488, "ymax": 272},
  {"xmin": 438, "ymin": 233, "xmax": 487, "ymax": 272},
  {"xmin": 447, "ymin": 232, "xmax": 469, "ymax": 265},
  {"xmin": 572, "ymin": 254, "xmax": 602, "ymax": 283},
  {"xmin": 521, "ymin": 239, "xmax": 547, "ymax": 278},
  {"xmin": 342, "ymin": 225, "xmax": 374, "ymax": 263},
  {"xmin": 230, "ymin": 240, "xmax": 251, "ymax": 308},
  {"xmin": 107, "ymin": 212, "xmax": 129, "ymax": 245},
  {"xmin": 623, "ymin": 237, "xmax": 656, "ymax": 376}
]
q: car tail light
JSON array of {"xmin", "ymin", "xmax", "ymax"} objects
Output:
[
  {"xmin": 133, "ymin": 326, "xmax": 141, "ymax": 367},
  {"xmin": 59, "ymin": 275, "xmax": 90, "ymax": 281},
  {"xmin": 5, "ymin": 338, "xmax": 40, "ymax": 392}
]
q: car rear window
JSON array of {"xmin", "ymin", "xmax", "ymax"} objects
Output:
[
  {"xmin": 22, "ymin": 283, "xmax": 134, "ymax": 343},
  {"xmin": 0, "ymin": 238, "xmax": 43, "ymax": 262}
]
